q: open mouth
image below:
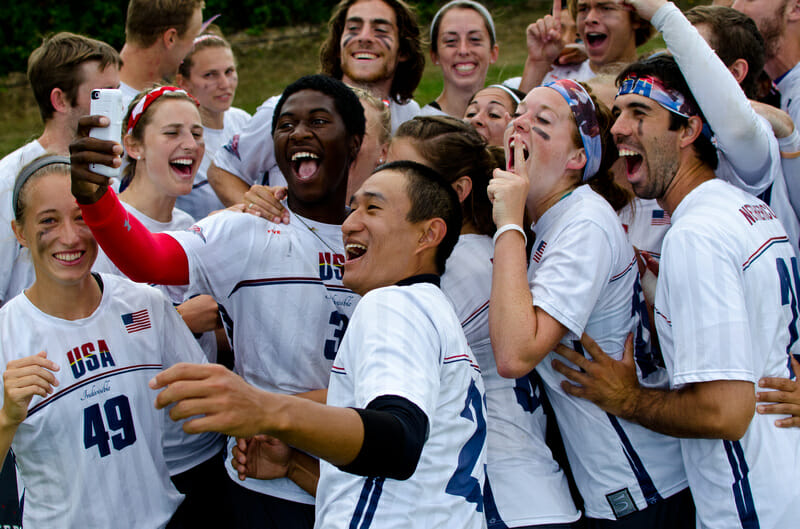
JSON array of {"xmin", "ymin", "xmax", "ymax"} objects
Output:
[
  {"xmin": 53, "ymin": 251, "xmax": 84, "ymax": 265},
  {"xmin": 507, "ymin": 139, "xmax": 530, "ymax": 171},
  {"xmin": 618, "ymin": 148, "xmax": 643, "ymax": 178},
  {"xmin": 291, "ymin": 152, "xmax": 321, "ymax": 181},
  {"xmin": 170, "ymin": 158, "xmax": 194, "ymax": 178},
  {"xmin": 585, "ymin": 32, "xmax": 607, "ymax": 49},
  {"xmin": 345, "ymin": 242, "xmax": 367, "ymax": 261}
]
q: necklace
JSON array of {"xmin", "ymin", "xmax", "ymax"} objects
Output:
[{"xmin": 290, "ymin": 208, "xmax": 341, "ymax": 254}]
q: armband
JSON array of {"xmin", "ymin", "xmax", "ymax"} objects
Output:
[{"xmin": 493, "ymin": 223, "xmax": 527, "ymax": 246}]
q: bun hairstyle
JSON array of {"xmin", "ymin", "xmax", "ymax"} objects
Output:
[
  {"xmin": 394, "ymin": 115, "xmax": 499, "ymax": 235},
  {"xmin": 177, "ymin": 28, "xmax": 233, "ymax": 80}
]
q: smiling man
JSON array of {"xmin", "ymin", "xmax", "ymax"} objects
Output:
[
  {"xmin": 552, "ymin": 54, "xmax": 800, "ymax": 529},
  {"xmin": 206, "ymin": 0, "xmax": 424, "ymax": 207},
  {"xmin": 145, "ymin": 161, "xmax": 487, "ymax": 529}
]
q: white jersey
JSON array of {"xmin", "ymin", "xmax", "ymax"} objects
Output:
[
  {"xmin": 0, "ymin": 274, "xmax": 207, "ymax": 528},
  {"xmin": 655, "ymin": 179, "xmax": 800, "ymax": 529},
  {"xmin": 503, "ymin": 59, "xmax": 596, "ymax": 91},
  {"xmin": 530, "ymin": 186, "xmax": 687, "ymax": 520},
  {"xmin": 0, "ymin": 140, "xmax": 46, "ymax": 305},
  {"xmin": 169, "ymin": 208, "xmax": 357, "ymax": 503},
  {"xmin": 212, "ymin": 95, "xmax": 286, "ymax": 188},
  {"xmin": 176, "ymin": 107, "xmax": 251, "ymax": 220},
  {"xmin": 417, "ymin": 102, "xmax": 448, "ymax": 117},
  {"xmin": 442, "ymin": 235, "xmax": 579, "ymax": 527},
  {"xmin": 776, "ymin": 62, "xmax": 800, "ymax": 128},
  {"xmin": 92, "ymin": 201, "xmax": 222, "ymax": 475},
  {"xmin": 316, "ymin": 280, "xmax": 486, "ymax": 529},
  {"xmin": 618, "ymin": 198, "xmax": 670, "ymax": 261},
  {"xmin": 653, "ymin": 1, "xmax": 800, "ymax": 255},
  {"xmin": 388, "ymin": 98, "xmax": 421, "ymax": 132}
]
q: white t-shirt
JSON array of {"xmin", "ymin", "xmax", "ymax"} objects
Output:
[
  {"xmin": 92, "ymin": 201, "xmax": 221, "ymax": 475},
  {"xmin": 389, "ymin": 98, "xmax": 421, "ymax": 132},
  {"xmin": 504, "ymin": 59, "xmax": 597, "ymax": 91},
  {"xmin": 175, "ymin": 107, "xmax": 251, "ymax": 220},
  {"xmin": 0, "ymin": 274, "xmax": 206, "ymax": 529},
  {"xmin": 119, "ymin": 81, "xmax": 141, "ymax": 112},
  {"xmin": 0, "ymin": 140, "xmax": 46, "ymax": 305},
  {"xmin": 655, "ymin": 178, "xmax": 800, "ymax": 529},
  {"xmin": 169, "ymin": 208, "xmax": 358, "ymax": 503},
  {"xmin": 653, "ymin": 1, "xmax": 800, "ymax": 255},
  {"xmin": 442, "ymin": 235, "xmax": 579, "ymax": 527},
  {"xmin": 417, "ymin": 102, "xmax": 448, "ymax": 118},
  {"xmin": 316, "ymin": 280, "xmax": 486, "ymax": 529},
  {"xmin": 530, "ymin": 186, "xmax": 687, "ymax": 520}
]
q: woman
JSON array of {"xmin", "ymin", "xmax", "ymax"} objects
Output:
[
  {"xmin": 0, "ymin": 155, "xmax": 204, "ymax": 528},
  {"xmin": 487, "ymin": 80, "xmax": 691, "ymax": 527},
  {"xmin": 387, "ymin": 115, "xmax": 580, "ymax": 528},
  {"xmin": 94, "ymin": 85, "xmax": 232, "ymax": 528},
  {"xmin": 176, "ymin": 32, "xmax": 250, "ymax": 220},
  {"xmin": 420, "ymin": 0, "xmax": 498, "ymax": 119},
  {"xmin": 464, "ymin": 84, "xmax": 525, "ymax": 147}
]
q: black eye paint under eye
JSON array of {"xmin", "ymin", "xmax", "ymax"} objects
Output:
[{"xmin": 532, "ymin": 126, "xmax": 550, "ymax": 141}]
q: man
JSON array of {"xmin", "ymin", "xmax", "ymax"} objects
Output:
[
  {"xmin": 732, "ymin": 0, "xmax": 800, "ymax": 125},
  {"xmin": 118, "ymin": 0, "xmax": 205, "ymax": 107},
  {"xmin": 206, "ymin": 0, "xmax": 424, "ymax": 207},
  {"xmin": 511, "ymin": 0, "xmax": 654, "ymax": 93},
  {"xmin": 0, "ymin": 32, "xmax": 120, "ymax": 306},
  {"xmin": 149, "ymin": 161, "xmax": 487, "ymax": 529},
  {"xmin": 553, "ymin": 52, "xmax": 800, "ymax": 529}
]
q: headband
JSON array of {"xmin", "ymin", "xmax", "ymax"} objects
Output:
[
  {"xmin": 126, "ymin": 86, "xmax": 198, "ymax": 136},
  {"xmin": 616, "ymin": 74, "xmax": 699, "ymax": 119},
  {"xmin": 431, "ymin": 0, "xmax": 496, "ymax": 44},
  {"xmin": 544, "ymin": 80, "xmax": 602, "ymax": 181},
  {"xmin": 198, "ymin": 14, "xmax": 221, "ymax": 34},
  {"xmin": 192, "ymin": 33, "xmax": 226, "ymax": 47},
  {"xmin": 13, "ymin": 155, "xmax": 70, "ymax": 220},
  {"xmin": 487, "ymin": 84, "xmax": 521, "ymax": 105}
]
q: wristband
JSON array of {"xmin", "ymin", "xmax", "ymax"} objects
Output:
[{"xmin": 493, "ymin": 224, "xmax": 527, "ymax": 246}]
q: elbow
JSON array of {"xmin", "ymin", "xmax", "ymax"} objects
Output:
[
  {"xmin": 706, "ymin": 400, "xmax": 754, "ymax": 441},
  {"xmin": 494, "ymin": 348, "xmax": 539, "ymax": 379}
]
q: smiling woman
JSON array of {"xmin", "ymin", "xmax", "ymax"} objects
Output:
[{"xmin": 0, "ymin": 155, "xmax": 206, "ymax": 528}]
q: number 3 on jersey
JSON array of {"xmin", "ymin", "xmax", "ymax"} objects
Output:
[
  {"xmin": 446, "ymin": 380, "xmax": 486, "ymax": 511},
  {"xmin": 324, "ymin": 311, "xmax": 349, "ymax": 360},
  {"xmin": 84, "ymin": 395, "xmax": 137, "ymax": 457}
]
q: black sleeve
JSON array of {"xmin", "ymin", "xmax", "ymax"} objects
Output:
[{"xmin": 337, "ymin": 395, "xmax": 429, "ymax": 480}]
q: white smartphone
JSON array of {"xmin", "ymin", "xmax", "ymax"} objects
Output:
[{"xmin": 89, "ymin": 88, "xmax": 125, "ymax": 178}]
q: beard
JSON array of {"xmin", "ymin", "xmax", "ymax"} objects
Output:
[{"xmin": 758, "ymin": 2, "xmax": 788, "ymax": 60}]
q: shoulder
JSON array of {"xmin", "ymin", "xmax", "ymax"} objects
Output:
[
  {"xmin": 224, "ymin": 107, "xmax": 252, "ymax": 130},
  {"xmin": 0, "ymin": 141, "xmax": 45, "ymax": 183},
  {"xmin": 170, "ymin": 207, "xmax": 196, "ymax": 229}
]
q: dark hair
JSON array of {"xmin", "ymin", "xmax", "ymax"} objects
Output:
[
  {"xmin": 375, "ymin": 160, "xmax": 461, "ymax": 274},
  {"xmin": 27, "ymin": 32, "xmax": 121, "ymax": 123},
  {"xmin": 616, "ymin": 55, "xmax": 718, "ymax": 170},
  {"xmin": 394, "ymin": 115, "xmax": 498, "ymax": 235},
  {"xmin": 685, "ymin": 6, "xmax": 765, "ymax": 100},
  {"xmin": 125, "ymin": 0, "xmax": 205, "ymax": 47},
  {"xmin": 272, "ymin": 75, "xmax": 366, "ymax": 141},
  {"xmin": 319, "ymin": 0, "xmax": 425, "ymax": 104},
  {"xmin": 579, "ymin": 84, "xmax": 631, "ymax": 212},
  {"xmin": 14, "ymin": 155, "xmax": 71, "ymax": 223},
  {"xmin": 122, "ymin": 86, "xmax": 201, "ymax": 187}
]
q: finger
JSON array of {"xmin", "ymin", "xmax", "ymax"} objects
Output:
[
  {"xmin": 149, "ymin": 362, "xmax": 216, "ymax": 390},
  {"xmin": 514, "ymin": 140, "xmax": 527, "ymax": 180},
  {"xmin": 552, "ymin": 358, "xmax": 590, "ymax": 385},
  {"xmin": 791, "ymin": 355, "xmax": 800, "ymax": 377},
  {"xmin": 773, "ymin": 416, "xmax": 800, "ymax": 428},
  {"xmin": 622, "ymin": 333, "xmax": 635, "ymax": 366},
  {"xmin": 553, "ymin": 0, "xmax": 562, "ymax": 23},
  {"xmin": 7, "ymin": 352, "xmax": 60, "ymax": 374},
  {"xmin": 642, "ymin": 251, "xmax": 660, "ymax": 276},
  {"xmin": 579, "ymin": 332, "xmax": 608, "ymax": 362},
  {"xmin": 560, "ymin": 379, "xmax": 586, "ymax": 398},
  {"xmin": 554, "ymin": 343, "xmax": 585, "ymax": 365},
  {"xmin": 756, "ymin": 402, "xmax": 800, "ymax": 416},
  {"xmin": 4, "ymin": 368, "xmax": 59, "ymax": 392},
  {"xmin": 757, "ymin": 376, "xmax": 797, "ymax": 392},
  {"xmin": 76, "ymin": 115, "xmax": 110, "ymax": 138}
]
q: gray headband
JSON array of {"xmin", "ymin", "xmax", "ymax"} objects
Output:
[
  {"xmin": 13, "ymin": 155, "xmax": 71, "ymax": 220},
  {"xmin": 430, "ymin": 0, "xmax": 496, "ymax": 45}
]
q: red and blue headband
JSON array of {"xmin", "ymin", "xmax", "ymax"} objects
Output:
[
  {"xmin": 616, "ymin": 74, "xmax": 699, "ymax": 119},
  {"xmin": 544, "ymin": 79, "xmax": 602, "ymax": 181}
]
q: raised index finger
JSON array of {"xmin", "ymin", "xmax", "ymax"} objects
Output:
[
  {"xmin": 553, "ymin": 0, "xmax": 562, "ymax": 27},
  {"xmin": 514, "ymin": 140, "xmax": 528, "ymax": 181}
]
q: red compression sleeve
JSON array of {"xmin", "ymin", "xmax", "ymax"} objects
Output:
[{"xmin": 79, "ymin": 188, "xmax": 190, "ymax": 284}]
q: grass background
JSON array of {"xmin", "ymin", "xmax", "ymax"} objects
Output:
[{"xmin": 0, "ymin": 1, "xmax": 665, "ymax": 158}]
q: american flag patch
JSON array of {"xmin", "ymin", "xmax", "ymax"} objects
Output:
[
  {"xmin": 651, "ymin": 210, "xmax": 671, "ymax": 226},
  {"xmin": 533, "ymin": 240, "xmax": 547, "ymax": 263},
  {"xmin": 122, "ymin": 309, "xmax": 151, "ymax": 333}
]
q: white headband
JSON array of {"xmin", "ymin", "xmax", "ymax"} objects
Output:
[{"xmin": 430, "ymin": 0, "xmax": 496, "ymax": 45}]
